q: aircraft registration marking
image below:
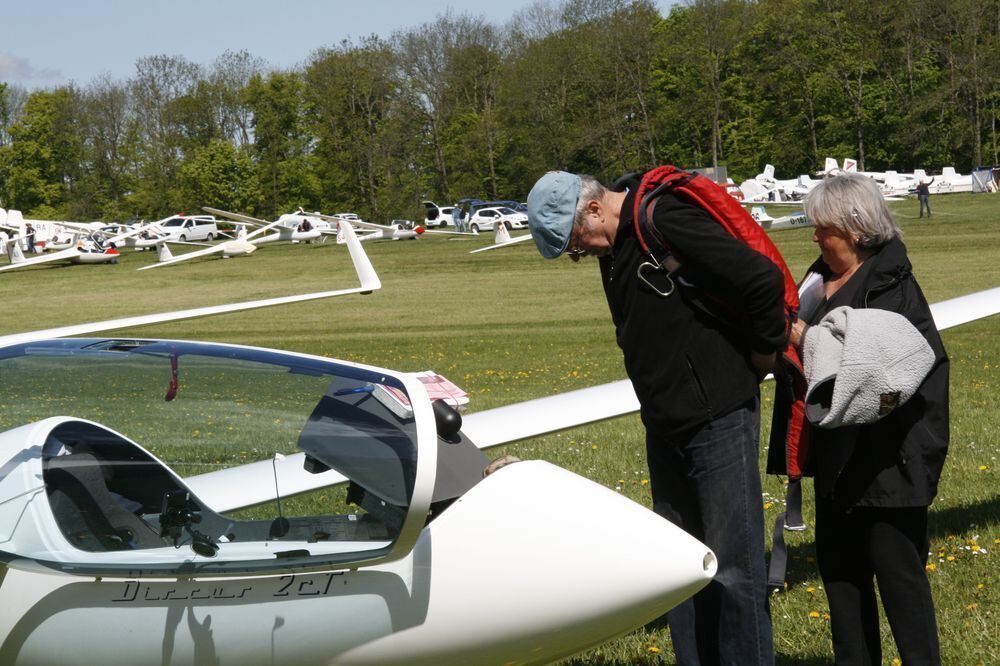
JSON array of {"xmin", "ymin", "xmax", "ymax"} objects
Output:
[{"xmin": 111, "ymin": 572, "xmax": 346, "ymax": 603}]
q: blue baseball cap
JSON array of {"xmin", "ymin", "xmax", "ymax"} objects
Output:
[{"xmin": 527, "ymin": 171, "xmax": 581, "ymax": 259}]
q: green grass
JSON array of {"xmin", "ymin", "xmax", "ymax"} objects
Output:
[{"xmin": 1, "ymin": 194, "xmax": 997, "ymax": 664}]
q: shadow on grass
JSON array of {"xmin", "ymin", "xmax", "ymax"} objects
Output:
[
  {"xmin": 764, "ymin": 494, "xmax": 1000, "ymax": 588},
  {"xmin": 928, "ymin": 495, "xmax": 1000, "ymax": 539},
  {"xmin": 562, "ymin": 657, "xmax": 830, "ymax": 665},
  {"xmin": 775, "ymin": 654, "xmax": 831, "ymax": 665},
  {"xmin": 765, "ymin": 537, "xmax": 821, "ymax": 588}
]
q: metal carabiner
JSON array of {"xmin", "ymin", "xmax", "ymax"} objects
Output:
[{"xmin": 637, "ymin": 259, "xmax": 675, "ymax": 297}]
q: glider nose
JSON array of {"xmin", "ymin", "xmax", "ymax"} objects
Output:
[{"xmin": 340, "ymin": 460, "xmax": 715, "ymax": 665}]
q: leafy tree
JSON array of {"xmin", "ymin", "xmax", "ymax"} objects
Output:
[
  {"xmin": 244, "ymin": 70, "xmax": 315, "ymax": 217},
  {"xmin": 305, "ymin": 37, "xmax": 412, "ymax": 220},
  {"xmin": 209, "ymin": 50, "xmax": 266, "ymax": 147},
  {"xmin": 178, "ymin": 140, "xmax": 259, "ymax": 213},
  {"xmin": 128, "ymin": 55, "xmax": 202, "ymax": 215},
  {"xmin": 441, "ymin": 18, "xmax": 509, "ymax": 199},
  {"xmin": 0, "ymin": 87, "xmax": 84, "ymax": 214},
  {"xmin": 0, "ymin": 83, "xmax": 28, "ymax": 148},
  {"xmin": 4, "ymin": 0, "xmax": 1000, "ymax": 216},
  {"xmin": 501, "ymin": 10, "xmax": 586, "ymax": 182},
  {"xmin": 395, "ymin": 15, "xmax": 465, "ymax": 200},
  {"xmin": 74, "ymin": 75, "xmax": 136, "ymax": 220}
]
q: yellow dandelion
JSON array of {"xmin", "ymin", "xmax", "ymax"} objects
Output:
[
  {"xmin": 641, "ymin": 479, "xmax": 649, "ymax": 485},
  {"xmin": 764, "ymin": 502, "xmax": 773, "ymax": 510},
  {"xmin": 647, "ymin": 646, "xmax": 661, "ymax": 654},
  {"xmin": 925, "ymin": 563, "xmax": 937, "ymax": 572},
  {"xmin": 946, "ymin": 555, "xmax": 955, "ymax": 562},
  {"xmin": 823, "ymin": 613, "xmax": 831, "ymax": 621},
  {"xmin": 808, "ymin": 611, "xmax": 820, "ymax": 618},
  {"xmin": 806, "ymin": 587, "xmax": 815, "ymax": 594},
  {"xmin": 892, "ymin": 659, "xmax": 902, "ymax": 666},
  {"xmin": 979, "ymin": 465, "xmax": 989, "ymax": 471}
]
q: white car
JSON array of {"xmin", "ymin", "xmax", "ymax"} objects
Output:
[
  {"xmin": 157, "ymin": 215, "xmax": 219, "ymax": 242},
  {"xmin": 422, "ymin": 201, "xmax": 455, "ymax": 228},
  {"xmin": 468, "ymin": 206, "xmax": 528, "ymax": 232}
]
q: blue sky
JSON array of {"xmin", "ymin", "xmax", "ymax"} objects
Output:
[{"xmin": 2, "ymin": 1, "xmax": 677, "ymax": 88}]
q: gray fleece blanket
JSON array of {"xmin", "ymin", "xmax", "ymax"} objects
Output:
[{"xmin": 802, "ymin": 306, "xmax": 935, "ymax": 428}]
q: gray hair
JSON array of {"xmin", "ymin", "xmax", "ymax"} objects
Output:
[
  {"xmin": 804, "ymin": 173, "xmax": 900, "ymax": 248},
  {"xmin": 573, "ymin": 175, "xmax": 608, "ymax": 228}
]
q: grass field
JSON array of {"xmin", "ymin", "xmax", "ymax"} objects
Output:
[{"xmin": 1, "ymin": 193, "xmax": 997, "ymax": 664}]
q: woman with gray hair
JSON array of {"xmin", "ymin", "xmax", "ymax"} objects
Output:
[{"xmin": 781, "ymin": 173, "xmax": 949, "ymax": 664}]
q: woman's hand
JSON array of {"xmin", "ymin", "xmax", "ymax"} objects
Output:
[{"xmin": 790, "ymin": 319, "xmax": 808, "ymax": 348}]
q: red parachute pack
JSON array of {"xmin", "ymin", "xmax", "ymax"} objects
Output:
[
  {"xmin": 631, "ymin": 166, "xmax": 810, "ymax": 588},
  {"xmin": 630, "ymin": 165, "xmax": 809, "ymax": 480}
]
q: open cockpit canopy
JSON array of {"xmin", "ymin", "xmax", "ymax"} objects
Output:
[{"xmin": 0, "ymin": 338, "xmax": 436, "ymax": 576}]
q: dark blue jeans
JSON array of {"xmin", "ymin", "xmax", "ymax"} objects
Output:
[
  {"xmin": 646, "ymin": 398, "xmax": 774, "ymax": 665},
  {"xmin": 918, "ymin": 194, "xmax": 931, "ymax": 217}
]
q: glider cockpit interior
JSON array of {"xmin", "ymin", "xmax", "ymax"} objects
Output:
[{"xmin": 0, "ymin": 338, "xmax": 464, "ymax": 576}]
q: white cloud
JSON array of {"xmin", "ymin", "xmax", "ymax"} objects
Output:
[{"xmin": 0, "ymin": 53, "xmax": 62, "ymax": 83}]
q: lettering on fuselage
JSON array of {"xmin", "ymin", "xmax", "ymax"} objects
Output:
[{"xmin": 112, "ymin": 572, "xmax": 346, "ymax": 603}]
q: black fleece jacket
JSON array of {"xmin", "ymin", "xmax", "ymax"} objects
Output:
[
  {"xmin": 598, "ymin": 189, "xmax": 787, "ymax": 438},
  {"xmin": 804, "ymin": 237, "xmax": 950, "ymax": 508}
]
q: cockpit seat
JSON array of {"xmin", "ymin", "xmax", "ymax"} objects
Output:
[{"xmin": 46, "ymin": 452, "xmax": 165, "ymax": 551}]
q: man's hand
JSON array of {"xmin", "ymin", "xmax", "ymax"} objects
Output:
[{"xmin": 750, "ymin": 351, "xmax": 776, "ymax": 377}]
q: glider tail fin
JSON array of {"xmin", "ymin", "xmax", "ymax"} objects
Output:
[
  {"xmin": 6, "ymin": 238, "xmax": 25, "ymax": 264},
  {"xmin": 156, "ymin": 241, "xmax": 174, "ymax": 263},
  {"xmin": 749, "ymin": 205, "xmax": 774, "ymax": 226},
  {"xmin": 494, "ymin": 223, "xmax": 512, "ymax": 244}
]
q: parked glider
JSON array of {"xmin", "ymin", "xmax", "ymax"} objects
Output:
[
  {"xmin": 0, "ymin": 237, "xmax": 120, "ymax": 273},
  {"xmin": 738, "ymin": 165, "xmax": 817, "ymax": 204},
  {"xmin": 137, "ymin": 216, "xmax": 292, "ymax": 271},
  {"xmin": 319, "ymin": 213, "xmax": 476, "ymax": 242},
  {"xmin": 0, "ymin": 221, "xmax": 716, "ymax": 665},
  {"xmin": 204, "ymin": 207, "xmax": 336, "ymax": 244},
  {"xmin": 748, "ymin": 206, "xmax": 813, "ymax": 231},
  {"xmin": 912, "ymin": 167, "xmax": 974, "ymax": 195}
]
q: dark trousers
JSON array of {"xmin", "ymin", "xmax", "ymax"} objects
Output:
[
  {"xmin": 815, "ymin": 497, "xmax": 940, "ymax": 665},
  {"xmin": 918, "ymin": 194, "xmax": 931, "ymax": 217},
  {"xmin": 646, "ymin": 398, "xmax": 773, "ymax": 665}
]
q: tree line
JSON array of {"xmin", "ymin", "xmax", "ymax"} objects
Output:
[{"xmin": 1, "ymin": 0, "xmax": 998, "ymax": 223}]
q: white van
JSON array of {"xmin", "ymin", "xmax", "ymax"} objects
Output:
[{"xmin": 157, "ymin": 215, "xmax": 219, "ymax": 242}]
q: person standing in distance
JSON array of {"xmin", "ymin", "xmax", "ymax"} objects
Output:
[
  {"xmin": 916, "ymin": 177, "xmax": 935, "ymax": 218},
  {"xmin": 25, "ymin": 223, "xmax": 37, "ymax": 253},
  {"xmin": 526, "ymin": 171, "xmax": 786, "ymax": 665}
]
